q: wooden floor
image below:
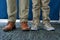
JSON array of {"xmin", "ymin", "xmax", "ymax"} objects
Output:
[{"xmin": 0, "ymin": 22, "xmax": 60, "ymax": 40}]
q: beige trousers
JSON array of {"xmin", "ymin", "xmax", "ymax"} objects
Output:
[
  {"xmin": 6, "ymin": 0, "xmax": 17, "ymax": 22},
  {"xmin": 6, "ymin": 0, "xmax": 50, "ymax": 24}
]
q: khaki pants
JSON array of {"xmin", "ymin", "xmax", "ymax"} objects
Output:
[
  {"xmin": 32, "ymin": 0, "xmax": 50, "ymax": 25},
  {"xmin": 6, "ymin": 0, "xmax": 50, "ymax": 24},
  {"xmin": 6, "ymin": 0, "xmax": 17, "ymax": 22},
  {"xmin": 6, "ymin": 0, "xmax": 29, "ymax": 22}
]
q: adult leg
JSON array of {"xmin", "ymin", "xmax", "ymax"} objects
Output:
[
  {"xmin": 31, "ymin": 0, "xmax": 40, "ymax": 30},
  {"xmin": 41, "ymin": 0, "xmax": 55, "ymax": 31},
  {"xmin": 3, "ymin": 0, "xmax": 17, "ymax": 32},
  {"xmin": 19, "ymin": 0, "xmax": 30, "ymax": 30}
]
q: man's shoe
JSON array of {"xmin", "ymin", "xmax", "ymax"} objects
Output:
[
  {"xmin": 43, "ymin": 23, "xmax": 55, "ymax": 31},
  {"xmin": 2, "ymin": 22, "xmax": 16, "ymax": 32},
  {"xmin": 21, "ymin": 22, "xmax": 30, "ymax": 31}
]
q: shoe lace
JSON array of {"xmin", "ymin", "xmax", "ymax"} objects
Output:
[{"xmin": 45, "ymin": 23, "xmax": 52, "ymax": 27}]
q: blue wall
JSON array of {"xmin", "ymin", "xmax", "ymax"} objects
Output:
[{"xmin": 0, "ymin": 0, "xmax": 60, "ymax": 20}]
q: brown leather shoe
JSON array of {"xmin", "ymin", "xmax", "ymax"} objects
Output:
[
  {"xmin": 21, "ymin": 22, "xmax": 30, "ymax": 31},
  {"xmin": 2, "ymin": 21, "xmax": 16, "ymax": 32}
]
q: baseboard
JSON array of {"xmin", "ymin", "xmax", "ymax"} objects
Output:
[{"xmin": 0, "ymin": 19, "xmax": 59, "ymax": 23}]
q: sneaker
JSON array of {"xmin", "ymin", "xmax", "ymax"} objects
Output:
[
  {"xmin": 43, "ymin": 23, "xmax": 55, "ymax": 31},
  {"xmin": 31, "ymin": 25, "xmax": 38, "ymax": 31}
]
